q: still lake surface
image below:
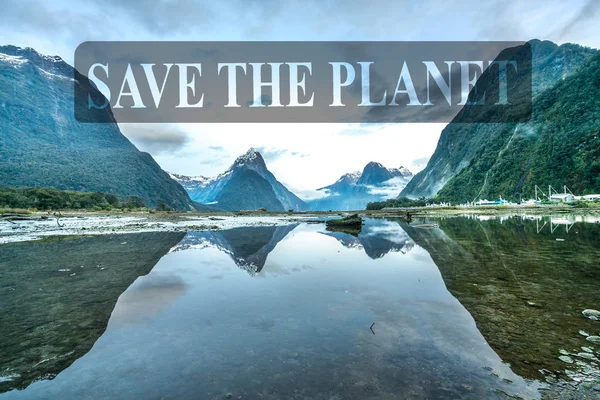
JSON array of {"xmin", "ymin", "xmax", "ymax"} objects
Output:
[{"xmin": 1, "ymin": 216, "xmax": 599, "ymax": 399}]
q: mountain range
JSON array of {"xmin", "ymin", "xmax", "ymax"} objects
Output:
[
  {"xmin": 5, "ymin": 40, "xmax": 599, "ymax": 210},
  {"xmin": 0, "ymin": 45, "xmax": 197, "ymax": 210},
  {"xmin": 308, "ymin": 162, "xmax": 413, "ymax": 210},
  {"xmin": 401, "ymin": 40, "xmax": 600, "ymax": 202},
  {"xmin": 171, "ymin": 148, "xmax": 310, "ymax": 211}
]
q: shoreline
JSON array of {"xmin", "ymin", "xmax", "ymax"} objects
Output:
[{"xmin": 1, "ymin": 206, "xmax": 599, "ymax": 244}]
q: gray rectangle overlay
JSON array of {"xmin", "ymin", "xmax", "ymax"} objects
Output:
[{"xmin": 74, "ymin": 41, "xmax": 532, "ymax": 123}]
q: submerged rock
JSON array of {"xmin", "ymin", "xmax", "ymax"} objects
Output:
[
  {"xmin": 585, "ymin": 336, "xmax": 600, "ymax": 345},
  {"xmin": 576, "ymin": 352, "xmax": 598, "ymax": 361},
  {"xmin": 559, "ymin": 355, "xmax": 574, "ymax": 364},
  {"xmin": 581, "ymin": 347, "xmax": 594, "ymax": 353},
  {"xmin": 325, "ymin": 214, "xmax": 363, "ymax": 236},
  {"xmin": 575, "ymin": 352, "xmax": 598, "ymax": 361},
  {"xmin": 582, "ymin": 309, "xmax": 600, "ymax": 320},
  {"xmin": 326, "ymin": 214, "xmax": 363, "ymax": 227}
]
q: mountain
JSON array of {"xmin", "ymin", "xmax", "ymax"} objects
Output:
[
  {"xmin": 320, "ymin": 171, "xmax": 362, "ymax": 193},
  {"xmin": 0, "ymin": 45, "xmax": 196, "ymax": 210},
  {"xmin": 400, "ymin": 40, "xmax": 598, "ymax": 200},
  {"xmin": 308, "ymin": 162, "xmax": 413, "ymax": 211},
  {"xmin": 172, "ymin": 148, "xmax": 310, "ymax": 211},
  {"xmin": 436, "ymin": 49, "xmax": 600, "ymax": 202},
  {"xmin": 167, "ymin": 173, "xmax": 212, "ymax": 197},
  {"xmin": 357, "ymin": 162, "xmax": 407, "ymax": 185}
]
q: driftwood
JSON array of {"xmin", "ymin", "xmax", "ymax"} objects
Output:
[
  {"xmin": 53, "ymin": 212, "xmax": 65, "ymax": 227},
  {"xmin": 0, "ymin": 214, "xmax": 35, "ymax": 223},
  {"xmin": 0, "ymin": 213, "xmax": 31, "ymax": 219}
]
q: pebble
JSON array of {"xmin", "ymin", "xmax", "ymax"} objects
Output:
[
  {"xmin": 581, "ymin": 346, "xmax": 594, "ymax": 353},
  {"xmin": 586, "ymin": 336, "xmax": 600, "ymax": 345},
  {"xmin": 559, "ymin": 355, "xmax": 574, "ymax": 364},
  {"xmin": 582, "ymin": 309, "xmax": 600, "ymax": 320},
  {"xmin": 575, "ymin": 352, "xmax": 597, "ymax": 361}
]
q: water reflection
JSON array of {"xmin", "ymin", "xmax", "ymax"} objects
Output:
[
  {"xmin": 1, "ymin": 223, "xmax": 542, "ymax": 400},
  {"xmin": 170, "ymin": 225, "xmax": 298, "ymax": 275},
  {"xmin": 2, "ymin": 216, "xmax": 599, "ymax": 399},
  {"xmin": 403, "ymin": 215, "xmax": 600, "ymax": 386},
  {"xmin": 0, "ymin": 232, "xmax": 185, "ymax": 393},
  {"xmin": 322, "ymin": 218, "xmax": 415, "ymax": 258}
]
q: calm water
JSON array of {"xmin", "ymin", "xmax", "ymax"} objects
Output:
[{"xmin": 1, "ymin": 217, "xmax": 599, "ymax": 399}]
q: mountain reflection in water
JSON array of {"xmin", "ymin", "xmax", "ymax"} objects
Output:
[
  {"xmin": 1, "ymin": 216, "xmax": 599, "ymax": 399},
  {"xmin": 170, "ymin": 225, "xmax": 298, "ymax": 275},
  {"xmin": 322, "ymin": 218, "xmax": 415, "ymax": 258}
]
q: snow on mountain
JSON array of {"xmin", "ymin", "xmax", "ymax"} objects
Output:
[
  {"xmin": 0, "ymin": 46, "xmax": 74, "ymax": 81},
  {"xmin": 168, "ymin": 172, "xmax": 213, "ymax": 188},
  {"xmin": 308, "ymin": 162, "xmax": 414, "ymax": 211},
  {"xmin": 170, "ymin": 148, "xmax": 309, "ymax": 211},
  {"xmin": 318, "ymin": 171, "xmax": 362, "ymax": 192}
]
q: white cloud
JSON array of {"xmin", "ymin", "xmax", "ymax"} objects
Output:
[
  {"xmin": 367, "ymin": 176, "xmax": 412, "ymax": 199},
  {"xmin": 147, "ymin": 122, "xmax": 443, "ymax": 190},
  {"xmin": 119, "ymin": 123, "xmax": 190, "ymax": 155},
  {"xmin": 283, "ymin": 185, "xmax": 330, "ymax": 201}
]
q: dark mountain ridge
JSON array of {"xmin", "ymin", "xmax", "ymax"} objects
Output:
[
  {"xmin": 0, "ymin": 45, "xmax": 196, "ymax": 210},
  {"xmin": 400, "ymin": 40, "xmax": 598, "ymax": 201}
]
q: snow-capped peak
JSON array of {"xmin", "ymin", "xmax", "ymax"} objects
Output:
[
  {"xmin": 0, "ymin": 45, "xmax": 72, "ymax": 80},
  {"xmin": 336, "ymin": 171, "xmax": 362, "ymax": 184},
  {"xmin": 239, "ymin": 147, "xmax": 259, "ymax": 162},
  {"xmin": 230, "ymin": 147, "xmax": 266, "ymax": 170},
  {"xmin": 389, "ymin": 166, "xmax": 413, "ymax": 177},
  {"xmin": 364, "ymin": 161, "xmax": 385, "ymax": 169},
  {"xmin": 0, "ymin": 53, "xmax": 27, "ymax": 65},
  {"xmin": 169, "ymin": 172, "xmax": 214, "ymax": 188}
]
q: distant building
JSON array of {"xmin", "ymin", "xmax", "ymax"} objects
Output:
[
  {"xmin": 475, "ymin": 198, "xmax": 508, "ymax": 206},
  {"xmin": 549, "ymin": 193, "xmax": 575, "ymax": 203},
  {"xmin": 475, "ymin": 199, "xmax": 496, "ymax": 206},
  {"xmin": 583, "ymin": 194, "xmax": 600, "ymax": 201}
]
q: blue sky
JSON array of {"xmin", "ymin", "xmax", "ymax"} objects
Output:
[{"xmin": 1, "ymin": 0, "xmax": 599, "ymax": 197}]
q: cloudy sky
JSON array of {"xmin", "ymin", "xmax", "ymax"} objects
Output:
[{"xmin": 1, "ymin": 0, "xmax": 599, "ymax": 197}]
